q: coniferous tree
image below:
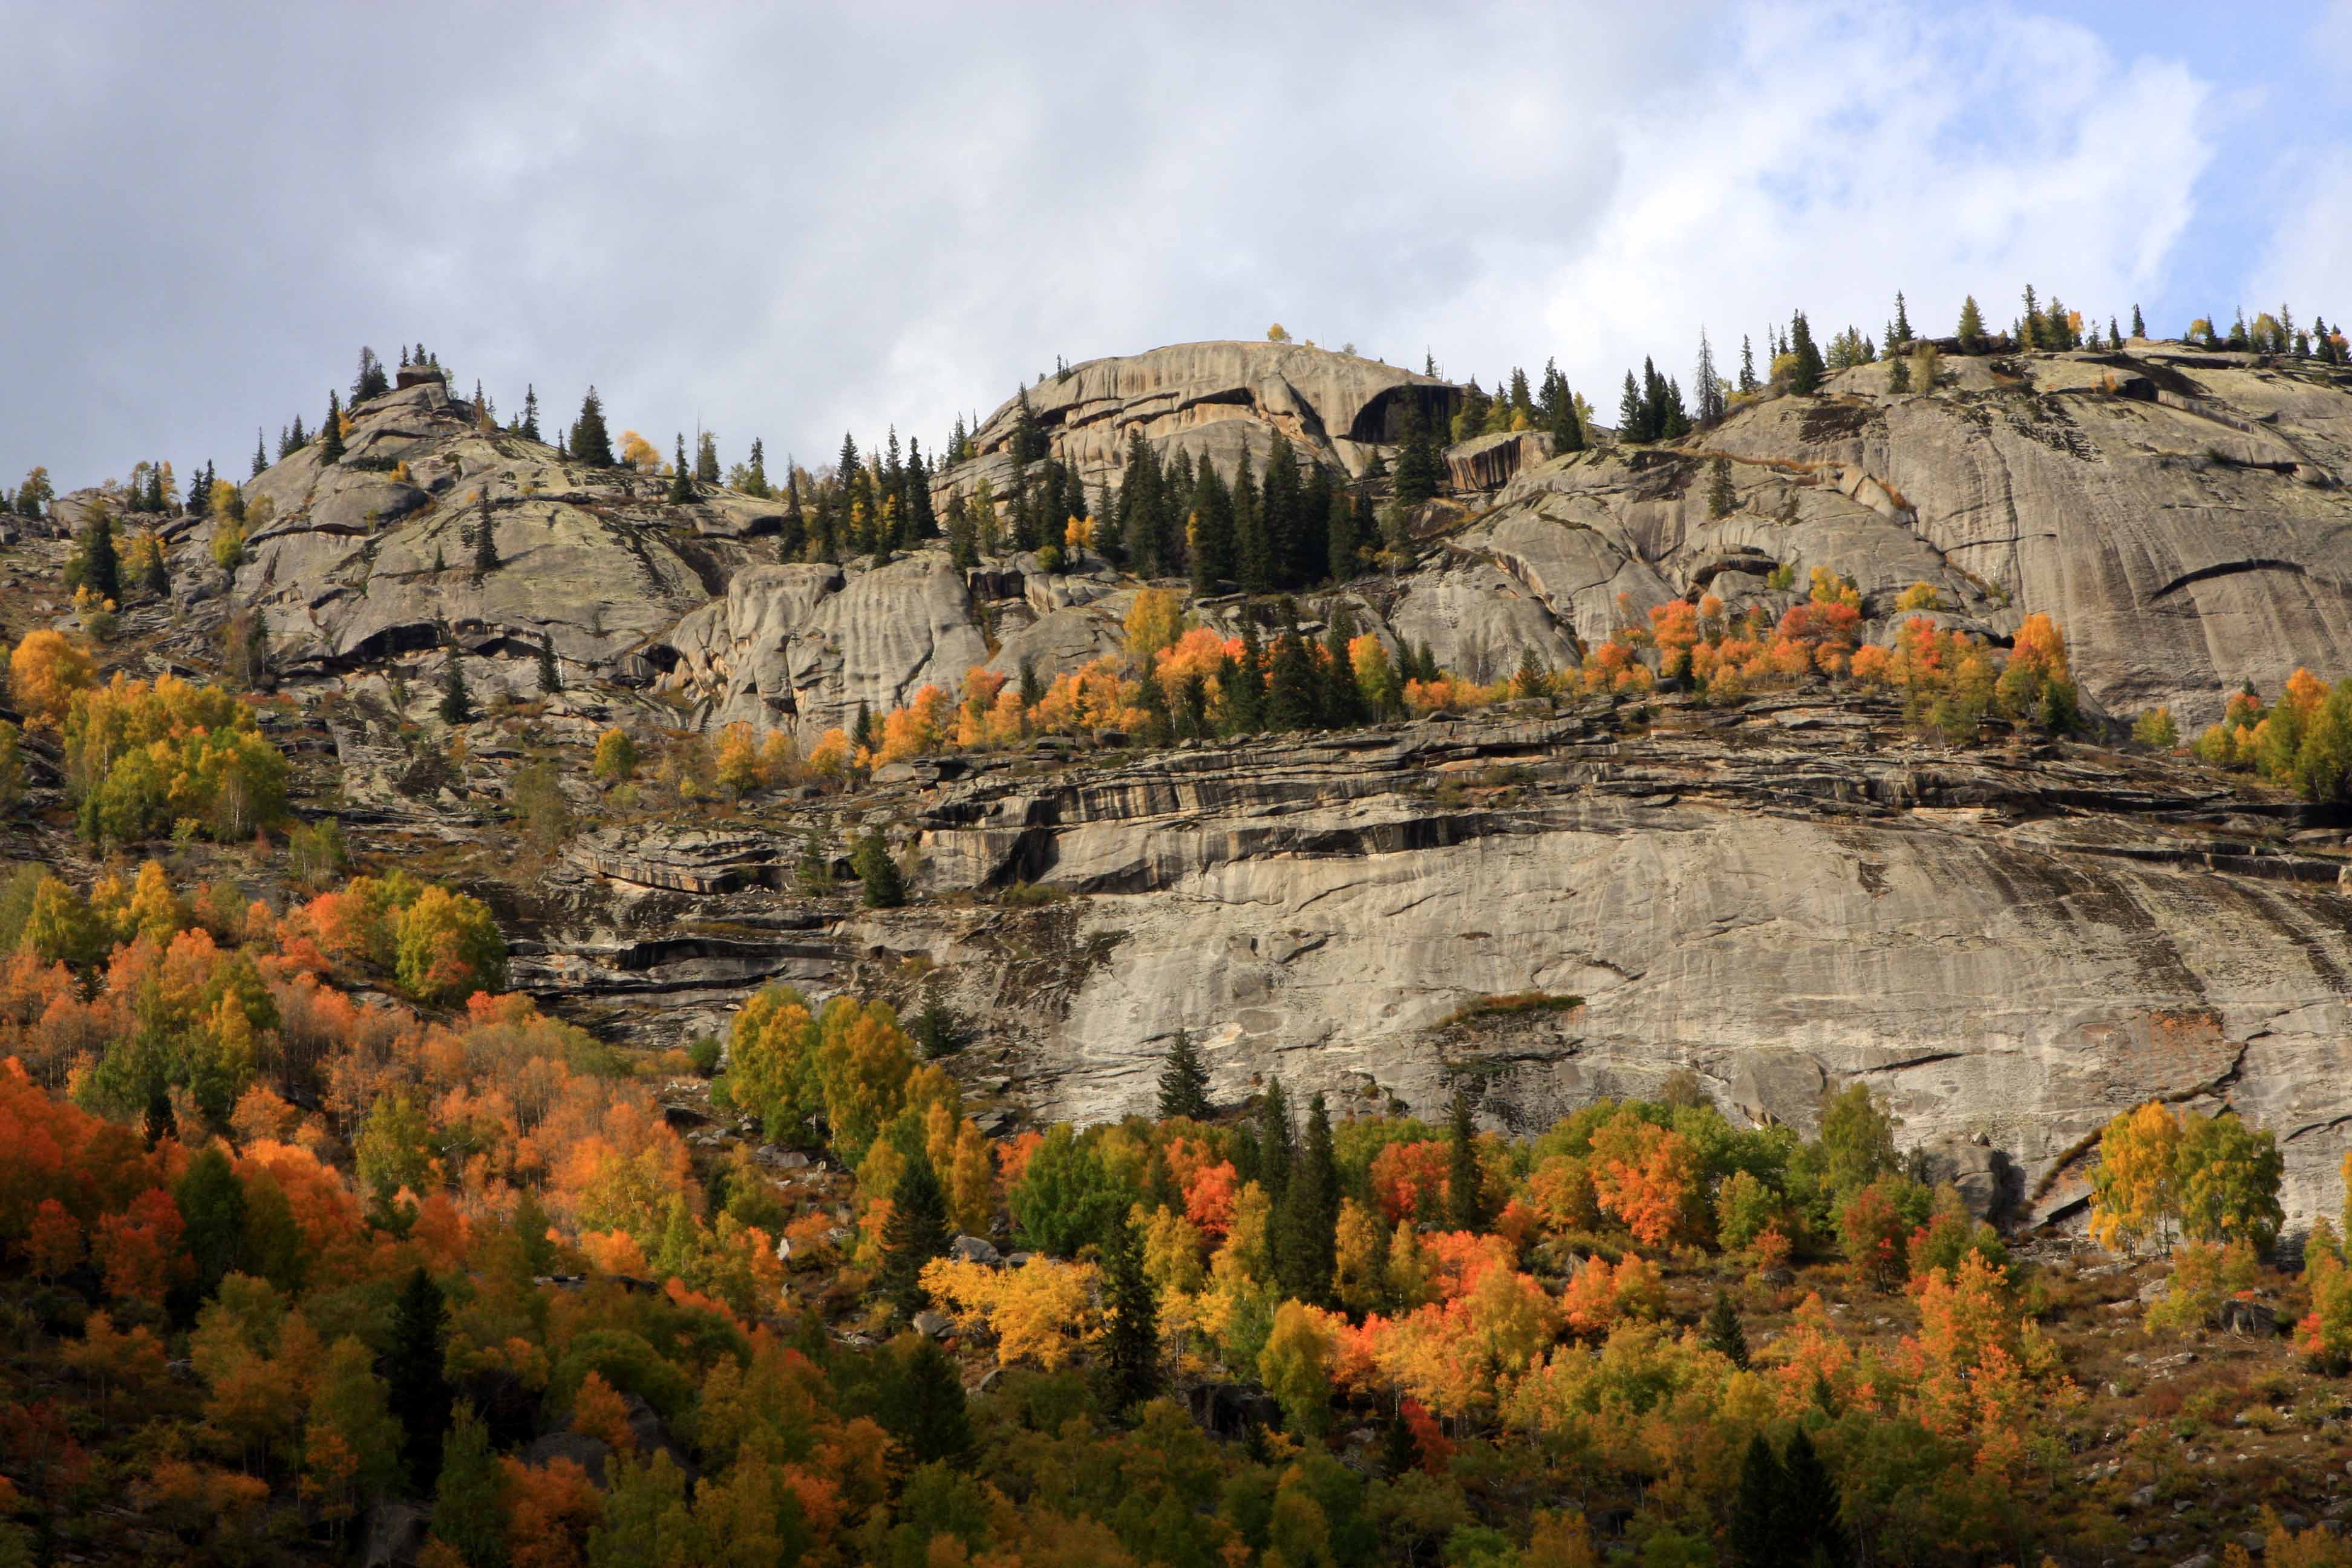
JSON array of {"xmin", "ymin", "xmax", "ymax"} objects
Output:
[
  {"xmin": 852, "ymin": 699, "xmax": 877, "ymax": 754},
  {"xmin": 1708, "ymin": 455, "xmax": 1736, "ymax": 518},
  {"xmin": 743, "ymin": 437, "xmax": 769, "ymax": 498},
  {"xmin": 878, "ymin": 1150, "xmax": 951, "ymax": 1318},
  {"xmin": 1018, "ymin": 658, "xmax": 1044, "ymax": 710},
  {"xmin": 1956, "ymin": 296, "xmax": 1987, "ymax": 353},
  {"xmin": 353, "ymin": 347, "xmax": 390, "ymax": 405},
  {"xmin": 907, "ymin": 437, "xmax": 936, "ymax": 537},
  {"xmin": 1224, "ymin": 626, "xmax": 1266, "ymax": 734},
  {"xmin": 1267, "ymin": 624, "xmax": 1319, "ymax": 730},
  {"xmin": 1889, "ymin": 348, "xmax": 1912, "ymax": 393},
  {"xmin": 1892, "ymin": 291, "xmax": 1912, "ymax": 344},
  {"xmin": 1391, "ymin": 405, "xmax": 1443, "ymax": 505},
  {"xmin": 1190, "ymin": 463, "xmax": 1235, "ymax": 593},
  {"xmin": 1702, "ymin": 1290, "xmax": 1749, "ymax": 1368},
  {"xmin": 537, "ymin": 635, "xmax": 560, "ymax": 694},
  {"xmin": 2131, "ymin": 303, "xmax": 2146, "ymax": 339},
  {"xmin": 2109, "ymin": 317, "xmax": 2123, "ymax": 350},
  {"xmin": 1293, "ymin": 455, "xmax": 1333, "ymax": 587},
  {"xmin": 668, "ymin": 435, "xmax": 696, "ymax": 503},
  {"xmin": 1233, "ymin": 449, "xmax": 1271, "ymax": 593},
  {"xmin": 1693, "ymin": 329, "xmax": 1725, "ymax": 423},
  {"xmin": 384, "ymin": 1267, "xmax": 452, "ymax": 1490},
  {"xmin": 1446, "ymin": 1087, "xmax": 1486, "ymax": 1230},
  {"xmin": 1320, "ymin": 607, "xmax": 1367, "ymax": 726},
  {"xmin": 439, "ymin": 645, "xmax": 472, "ymax": 726},
  {"xmin": 853, "ymin": 829, "xmax": 906, "ymax": 908},
  {"xmin": 886, "ymin": 1336, "xmax": 973, "ymax": 1468},
  {"xmin": 1739, "ymin": 335, "xmax": 1759, "ymax": 396},
  {"xmin": 1117, "ymin": 431, "xmax": 1160, "ymax": 574},
  {"xmin": 1275, "ymin": 1093, "xmax": 1339, "ymax": 1305},
  {"xmin": 472, "ymin": 492, "xmax": 498, "ymax": 576},
  {"xmin": 1729, "ymin": 1435, "xmax": 1788, "ymax": 1566},
  {"xmin": 1787, "ymin": 312, "xmax": 1824, "ymax": 393},
  {"xmin": 1618, "ymin": 370, "xmax": 1645, "ymax": 441},
  {"xmin": 1158, "ymin": 1029, "xmax": 1212, "ymax": 1120},
  {"xmin": 1326, "ymin": 480, "xmax": 1360, "ymax": 583},
  {"xmin": 519, "ymin": 385, "xmax": 541, "ymax": 442},
  {"xmin": 1255, "ymin": 1078, "xmax": 1294, "ymax": 1210},
  {"xmin": 570, "ymin": 387, "xmax": 616, "ymax": 467},
  {"xmin": 695, "ymin": 430, "xmax": 720, "ymax": 485},
  {"xmin": 186, "ymin": 461, "xmax": 212, "ymax": 519},
  {"xmin": 1096, "ymin": 1214, "xmax": 1161, "ymax": 1416},
  {"xmin": 318, "ymin": 392, "xmax": 345, "ymax": 463},
  {"xmin": 1781, "ymin": 1428, "xmax": 1847, "ymax": 1565},
  {"xmin": 68, "ymin": 503, "xmax": 121, "ymax": 603}
]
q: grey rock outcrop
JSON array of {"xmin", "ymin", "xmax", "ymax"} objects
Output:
[
  {"xmin": 871, "ymin": 701, "xmax": 2352, "ymax": 1229},
  {"xmin": 218, "ymin": 377, "xmax": 783, "ymax": 685},
  {"xmin": 1456, "ymin": 345, "xmax": 2352, "ymax": 728},
  {"xmin": 661, "ymin": 550, "xmax": 990, "ymax": 737},
  {"xmin": 932, "ymin": 341, "xmax": 1459, "ymax": 505}
]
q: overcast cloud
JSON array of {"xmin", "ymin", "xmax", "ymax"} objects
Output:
[{"xmin": 1, "ymin": 1, "xmax": 2344, "ymax": 492}]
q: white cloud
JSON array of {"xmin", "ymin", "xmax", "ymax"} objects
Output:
[{"xmin": 0, "ymin": 2, "xmax": 2251, "ymax": 489}]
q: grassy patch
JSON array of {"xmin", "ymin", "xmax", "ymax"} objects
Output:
[{"xmin": 1439, "ymin": 991, "xmax": 1585, "ymax": 1030}]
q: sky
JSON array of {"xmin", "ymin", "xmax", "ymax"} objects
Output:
[{"xmin": 2, "ymin": 0, "xmax": 2348, "ymax": 494}]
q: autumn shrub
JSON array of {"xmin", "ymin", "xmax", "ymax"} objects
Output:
[
  {"xmin": 392, "ymin": 885, "xmax": 508, "ymax": 1005},
  {"xmin": 62, "ymin": 673, "xmax": 288, "ymax": 843},
  {"xmin": 2146, "ymin": 1238, "xmax": 2260, "ymax": 1334},
  {"xmin": 10, "ymin": 629, "xmax": 95, "ymax": 727}
]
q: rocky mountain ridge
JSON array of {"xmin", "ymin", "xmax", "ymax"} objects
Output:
[{"xmin": 24, "ymin": 335, "xmax": 2352, "ymax": 1236}]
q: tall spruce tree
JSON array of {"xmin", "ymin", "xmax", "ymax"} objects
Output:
[
  {"xmin": 384, "ymin": 1266, "xmax": 453, "ymax": 1490},
  {"xmin": 1702, "ymin": 1290, "xmax": 1749, "ymax": 1368},
  {"xmin": 878, "ymin": 1149, "xmax": 952, "ymax": 1318},
  {"xmin": 1158, "ymin": 1029, "xmax": 1212, "ymax": 1120},
  {"xmin": 2131, "ymin": 303, "xmax": 2146, "ymax": 339},
  {"xmin": 1892, "ymin": 291, "xmax": 1912, "ymax": 344},
  {"xmin": 353, "ymin": 347, "xmax": 390, "ymax": 405},
  {"xmin": 438, "ymin": 646, "xmax": 472, "ymax": 726},
  {"xmin": 1618, "ymin": 370, "xmax": 1645, "ymax": 441},
  {"xmin": 1787, "ymin": 313, "xmax": 1824, "ymax": 394},
  {"xmin": 1255, "ymin": 1078, "xmax": 1293, "ymax": 1209},
  {"xmin": 853, "ymin": 829, "xmax": 906, "ymax": 908},
  {"xmin": 668, "ymin": 435, "xmax": 696, "ymax": 503},
  {"xmin": 69, "ymin": 503, "xmax": 121, "ymax": 603},
  {"xmin": 1391, "ymin": 405, "xmax": 1442, "ymax": 505},
  {"xmin": 571, "ymin": 387, "xmax": 615, "ymax": 467},
  {"xmin": 519, "ymin": 385, "xmax": 541, "ymax": 442},
  {"xmin": 1321, "ymin": 607, "xmax": 1367, "ymax": 727},
  {"xmin": 1096, "ymin": 1214, "xmax": 1161, "ymax": 1416},
  {"xmin": 1224, "ymin": 626, "xmax": 1266, "ymax": 734},
  {"xmin": 1728, "ymin": 1435, "xmax": 1787, "ymax": 1566},
  {"xmin": 1232, "ymin": 449, "xmax": 1270, "ymax": 593},
  {"xmin": 1446, "ymin": 1087, "xmax": 1486, "ymax": 1230},
  {"xmin": 1781, "ymin": 1428, "xmax": 1847, "ymax": 1564},
  {"xmin": 1739, "ymin": 335, "xmax": 1759, "ymax": 395},
  {"xmin": 537, "ymin": 635, "xmax": 560, "ymax": 694},
  {"xmin": 1694, "ymin": 329, "xmax": 1725, "ymax": 423},
  {"xmin": 1275, "ymin": 1093, "xmax": 1339, "ymax": 1305},
  {"xmin": 1190, "ymin": 463, "xmax": 1235, "ymax": 593},
  {"xmin": 318, "ymin": 391, "xmax": 345, "ymax": 463},
  {"xmin": 472, "ymin": 492, "xmax": 497, "ymax": 576},
  {"xmin": 1266, "ymin": 624, "xmax": 1319, "ymax": 730},
  {"xmin": 1262, "ymin": 437, "xmax": 1304, "ymax": 589},
  {"xmin": 695, "ymin": 430, "xmax": 720, "ymax": 485},
  {"xmin": 1708, "ymin": 455, "xmax": 1736, "ymax": 519}
]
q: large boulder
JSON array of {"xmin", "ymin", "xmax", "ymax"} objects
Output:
[{"xmin": 662, "ymin": 550, "xmax": 990, "ymax": 737}]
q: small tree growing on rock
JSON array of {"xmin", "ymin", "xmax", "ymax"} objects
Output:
[
  {"xmin": 438, "ymin": 647, "xmax": 472, "ymax": 727},
  {"xmin": 853, "ymin": 829, "xmax": 906, "ymax": 908}
]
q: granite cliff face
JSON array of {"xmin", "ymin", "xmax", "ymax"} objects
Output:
[{"xmin": 79, "ymin": 339, "xmax": 2352, "ymax": 1236}]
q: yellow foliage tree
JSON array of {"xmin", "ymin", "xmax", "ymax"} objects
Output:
[{"xmin": 10, "ymin": 630, "xmax": 95, "ymax": 727}]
